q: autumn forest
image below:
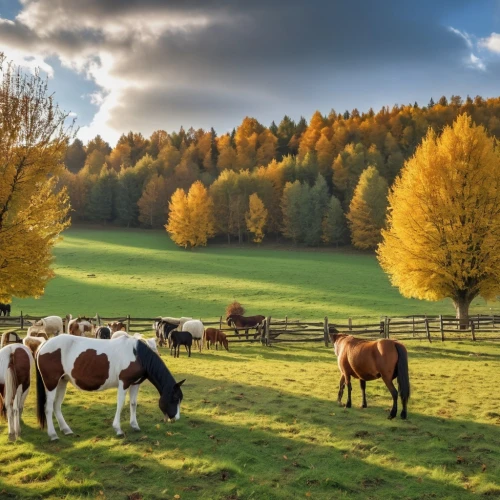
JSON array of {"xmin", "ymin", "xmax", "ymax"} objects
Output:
[{"xmin": 60, "ymin": 95, "xmax": 500, "ymax": 249}]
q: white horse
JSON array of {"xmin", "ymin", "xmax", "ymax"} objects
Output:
[
  {"xmin": 182, "ymin": 320, "xmax": 204, "ymax": 351},
  {"xmin": 28, "ymin": 315, "xmax": 64, "ymax": 337},
  {"xmin": 36, "ymin": 335, "xmax": 185, "ymax": 440},
  {"xmin": 0, "ymin": 344, "xmax": 33, "ymax": 441}
]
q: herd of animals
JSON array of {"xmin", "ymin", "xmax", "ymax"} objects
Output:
[{"xmin": 0, "ymin": 311, "xmax": 410, "ymax": 444}]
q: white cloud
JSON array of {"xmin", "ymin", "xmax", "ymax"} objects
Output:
[
  {"xmin": 479, "ymin": 32, "xmax": 500, "ymax": 53},
  {"xmin": 449, "ymin": 27, "xmax": 473, "ymax": 48},
  {"xmin": 468, "ymin": 53, "xmax": 486, "ymax": 71}
]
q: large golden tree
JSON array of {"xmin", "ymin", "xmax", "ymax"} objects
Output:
[
  {"xmin": 0, "ymin": 55, "xmax": 71, "ymax": 303},
  {"xmin": 378, "ymin": 114, "xmax": 500, "ymax": 325}
]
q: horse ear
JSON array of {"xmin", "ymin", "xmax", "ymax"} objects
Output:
[{"xmin": 175, "ymin": 379, "xmax": 186, "ymax": 388}]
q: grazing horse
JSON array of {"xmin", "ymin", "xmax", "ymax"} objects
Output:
[
  {"xmin": 36, "ymin": 335, "xmax": 185, "ymax": 440},
  {"xmin": 154, "ymin": 319, "xmax": 179, "ymax": 347},
  {"xmin": 23, "ymin": 336, "xmax": 46, "ymax": 357},
  {"xmin": 226, "ymin": 314, "xmax": 265, "ymax": 339},
  {"xmin": 108, "ymin": 321, "xmax": 126, "ymax": 333},
  {"xmin": 0, "ymin": 303, "xmax": 11, "ymax": 316},
  {"xmin": 68, "ymin": 317, "xmax": 93, "ymax": 336},
  {"xmin": 329, "ymin": 328, "xmax": 410, "ymax": 419},
  {"xmin": 95, "ymin": 326, "xmax": 112, "ymax": 339},
  {"xmin": 0, "ymin": 344, "xmax": 33, "ymax": 441},
  {"xmin": 111, "ymin": 332, "xmax": 158, "ymax": 354},
  {"xmin": 204, "ymin": 328, "xmax": 229, "ymax": 351},
  {"xmin": 170, "ymin": 331, "xmax": 192, "ymax": 358}
]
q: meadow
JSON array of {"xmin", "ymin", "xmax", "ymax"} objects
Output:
[
  {"xmin": 0, "ymin": 341, "xmax": 499, "ymax": 499},
  {"xmin": 11, "ymin": 227, "xmax": 496, "ymax": 321},
  {"xmin": 1, "ymin": 228, "xmax": 499, "ymax": 499}
]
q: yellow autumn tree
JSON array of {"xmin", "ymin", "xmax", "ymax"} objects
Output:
[
  {"xmin": 0, "ymin": 54, "xmax": 72, "ymax": 303},
  {"xmin": 347, "ymin": 166, "xmax": 388, "ymax": 249},
  {"xmin": 377, "ymin": 114, "xmax": 500, "ymax": 326},
  {"xmin": 166, "ymin": 188, "xmax": 191, "ymax": 248},
  {"xmin": 245, "ymin": 193, "xmax": 268, "ymax": 243},
  {"xmin": 187, "ymin": 181, "xmax": 215, "ymax": 247}
]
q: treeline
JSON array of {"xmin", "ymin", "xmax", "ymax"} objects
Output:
[{"xmin": 60, "ymin": 95, "xmax": 500, "ymax": 248}]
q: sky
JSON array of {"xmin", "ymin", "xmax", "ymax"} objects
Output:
[{"xmin": 1, "ymin": 0, "xmax": 500, "ymax": 146}]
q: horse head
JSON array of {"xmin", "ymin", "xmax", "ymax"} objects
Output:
[
  {"xmin": 159, "ymin": 379, "xmax": 185, "ymax": 422},
  {"xmin": 226, "ymin": 316, "xmax": 233, "ymax": 327}
]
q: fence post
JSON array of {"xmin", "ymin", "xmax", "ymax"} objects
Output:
[
  {"xmin": 285, "ymin": 315, "xmax": 288, "ymax": 332},
  {"xmin": 265, "ymin": 316, "xmax": 271, "ymax": 346},
  {"xmin": 379, "ymin": 320, "xmax": 384, "ymax": 337},
  {"xmin": 412, "ymin": 316, "xmax": 415, "ymax": 337},
  {"xmin": 386, "ymin": 317, "xmax": 391, "ymax": 339},
  {"xmin": 348, "ymin": 317, "xmax": 352, "ymax": 331},
  {"xmin": 127, "ymin": 314, "xmax": 131, "ymax": 332},
  {"xmin": 470, "ymin": 320, "xmax": 476, "ymax": 341},
  {"xmin": 383, "ymin": 316, "xmax": 388, "ymax": 338},
  {"xmin": 20, "ymin": 311, "xmax": 23, "ymax": 330},
  {"xmin": 96, "ymin": 313, "xmax": 101, "ymax": 326},
  {"xmin": 323, "ymin": 316, "xmax": 329, "ymax": 347},
  {"xmin": 439, "ymin": 315, "xmax": 444, "ymax": 342},
  {"xmin": 424, "ymin": 317, "xmax": 432, "ymax": 343},
  {"xmin": 477, "ymin": 314, "xmax": 480, "ymax": 330},
  {"xmin": 219, "ymin": 315, "xmax": 222, "ymax": 330}
]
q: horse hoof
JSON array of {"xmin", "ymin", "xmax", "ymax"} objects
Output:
[
  {"xmin": 400, "ymin": 411, "xmax": 407, "ymax": 420},
  {"xmin": 50, "ymin": 435, "xmax": 59, "ymax": 441},
  {"xmin": 116, "ymin": 431, "xmax": 125, "ymax": 438},
  {"xmin": 361, "ymin": 404, "xmax": 367, "ymax": 409},
  {"xmin": 131, "ymin": 425, "xmax": 140, "ymax": 432},
  {"xmin": 8, "ymin": 433, "xmax": 16, "ymax": 442},
  {"xmin": 63, "ymin": 429, "xmax": 74, "ymax": 436},
  {"xmin": 387, "ymin": 413, "xmax": 396, "ymax": 420},
  {"xmin": 345, "ymin": 402, "xmax": 351, "ymax": 409}
]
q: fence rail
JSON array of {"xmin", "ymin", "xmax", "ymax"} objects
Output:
[{"xmin": 2, "ymin": 312, "xmax": 500, "ymax": 346}]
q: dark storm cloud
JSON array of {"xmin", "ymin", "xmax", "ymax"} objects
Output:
[{"xmin": 0, "ymin": 0, "xmax": 487, "ymax": 142}]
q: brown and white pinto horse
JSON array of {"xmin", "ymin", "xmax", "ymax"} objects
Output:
[
  {"xmin": 329, "ymin": 328, "xmax": 410, "ymax": 419},
  {"xmin": 36, "ymin": 335, "xmax": 185, "ymax": 440},
  {"xmin": 0, "ymin": 344, "xmax": 33, "ymax": 441},
  {"xmin": 68, "ymin": 317, "xmax": 94, "ymax": 336},
  {"xmin": 226, "ymin": 314, "xmax": 265, "ymax": 339},
  {"xmin": 95, "ymin": 326, "xmax": 112, "ymax": 339},
  {"xmin": 108, "ymin": 321, "xmax": 126, "ymax": 333}
]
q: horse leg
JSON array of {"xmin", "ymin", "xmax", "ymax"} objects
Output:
[
  {"xmin": 360, "ymin": 380, "xmax": 367, "ymax": 408},
  {"xmin": 19, "ymin": 387, "xmax": 29, "ymax": 421},
  {"xmin": 6, "ymin": 394, "xmax": 15, "ymax": 441},
  {"xmin": 382, "ymin": 375, "xmax": 398, "ymax": 419},
  {"xmin": 54, "ymin": 378, "xmax": 73, "ymax": 435},
  {"xmin": 45, "ymin": 388, "xmax": 59, "ymax": 441},
  {"xmin": 188, "ymin": 344, "xmax": 191, "ymax": 357},
  {"xmin": 345, "ymin": 375, "xmax": 352, "ymax": 408},
  {"xmin": 113, "ymin": 383, "xmax": 127, "ymax": 436},
  {"xmin": 337, "ymin": 374, "xmax": 345, "ymax": 405},
  {"xmin": 129, "ymin": 384, "xmax": 141, "ymax": 431}
]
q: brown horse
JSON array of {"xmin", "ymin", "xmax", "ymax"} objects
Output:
[
  {"xmin": 329, "ymin": 328, "xmax": 410, "ymax": 419},
  {"xmin": 204, "ymin": 328, "xmax": 229, "ymax": 351},
  {"xmin": 226, "ymin": 315, "xmax": 265, "ymax": 339}
]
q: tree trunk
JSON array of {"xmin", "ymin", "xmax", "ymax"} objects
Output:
[{"xmin": 453, "ymin": 296, "xmax": 473, "ymax": 330}]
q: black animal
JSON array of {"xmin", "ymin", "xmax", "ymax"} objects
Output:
[
  {"xmin": 170, "ymin": 330, "xmax": 193, "ymax": 358},
  {"xmin": 0, "ymin": 303, "xmax": 11, "ymax": 316},
  {"xmin": 95, "ymin": 326, "xmax": 112, "ymax": 339},
  {"xmin": 154, "ymin": 319, "xmax": 179, "ymax": 347}
]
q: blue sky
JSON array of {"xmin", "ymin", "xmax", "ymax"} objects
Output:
[{"xmin": 0, "ymin": 0, "xmax": 499, "ymax": 145}]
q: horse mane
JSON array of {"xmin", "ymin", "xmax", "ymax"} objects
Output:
[{"xmin": 135, "ymin": 340, "xmax": 175, "ymax": 394}]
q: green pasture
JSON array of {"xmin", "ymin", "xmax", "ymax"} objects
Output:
[
  {"xmin": 0, "ymin": 340, "xmax": 499, "ymax": 499},
  {"xmin": 11, "ymin": 227, "xmax": 497, "ymax": 321}
]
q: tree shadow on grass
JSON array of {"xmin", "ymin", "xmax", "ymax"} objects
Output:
[{"xmin": 7, "ymin": 372, "xmax": 499, "ymax": 499}]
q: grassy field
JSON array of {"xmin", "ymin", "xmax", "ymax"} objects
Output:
[
  {"xmin": 0, "ymin": 340, "xmax": 499, "ymax": 499},
  {"xmin": 11, "ymin": 227, "xmax": 496, "ymax": 321}
]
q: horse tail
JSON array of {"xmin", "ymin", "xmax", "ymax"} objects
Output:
[
  {"xmin": 35, "ymin": 357, "xmax": 47, "ymax": 429},
  {"xmin": 223, "ymin": 337, "xmax": 229, "ymax": 351},
  {"xmin": 0, "ymin": 351, "xmax": 18, "ymax": 421},
  {"xmin": 395, "ymin": 343, "xmax": 410, "ymax": 401}
]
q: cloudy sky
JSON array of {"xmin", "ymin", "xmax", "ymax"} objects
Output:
[{"xmin": 0, "ymin": 0, "xmax": 499, "ymax": 145}]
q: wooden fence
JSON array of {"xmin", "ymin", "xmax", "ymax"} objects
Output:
[{"xmin": 2, "ymin": 313, "xmax": 500, "ymax": 346}]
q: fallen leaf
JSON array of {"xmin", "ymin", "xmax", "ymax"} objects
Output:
[{"xmin": 283, "ymin": 455, "xmax": 288, "ymax": 460}]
